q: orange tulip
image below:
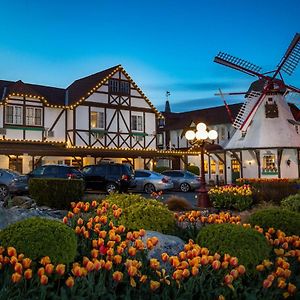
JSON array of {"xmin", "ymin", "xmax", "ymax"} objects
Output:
[
  {"xmin": 7, "ymin": 247, "xmax": 17, "ymax": 257},
  {"xmin": 40, "ymin": 256, "xmax": 51, "ymax": 265},
  {"xmin": 229, "ymin": 257, "xmax": 238, "ymax": 267},
  {"xmin": 104, "ymin": 261, "xmax": 112, "ymax": 271},
  {"xmin": 173, "ymin": 269, "xmax": 183, "ymax": 280},
  {"xmin": 112, "ymin": 271, "xmax": 123, "ymax": 282},
  {"xmin": 263, "ymin": 279, "xmax": 272, "ymax": 288},
  {"xmin": 256, "ymin": 264, "xmax": 265, "ymax": 272},
  {"xmin": 149, "ymin": 259, "xmax": 160, "ymax": 270},
  {"xmin": 72, "ymin": 266, "xmax": 82, "ymax": 277},
  {"xmin": 86, "ymin": 261, "xmax": 94, "ymax": 272},
  {"xmin": 161, "ymin": 253, "xmax": 169, "ymax": 262},
  {"xmin": 45, "ymin": 263, "xmax": 54, "ymax": 275},
  {"xmin": 14, "ymin": 262, "xmax": 23, "ymax": 274},
  {"xmin": 22, "ymin": 258, "xmax": 32, "ymax": 269},
  {"xmin": 140, "ymin": 274, "xmax": 148, "ymax": 283},
  {"xmin": 55, "ymin": 264, "xmax": 66, "ymax": 276},
  {"xmin": 150, "ymin": 280, "xmax": 160, "ymax": 291},
  {"xmin": 230, "ymin": 269, "xmax": 239, "ymax": 279},
  {"xmin": 127, "ymin": 265, "xmax": 138, "ymax": 277},
  {"xmin": 11, "ymin": 272, "xmax": 22, "ymax": 283},
  {"xmin": 224, "ymin": 274, "xmax": 234, "ymax": 285},
  {"xmin": 287, "ymin": 283, "xmax": 296, "ymax": 294},
  {"xmin": 113, "ymin": 255, "xmax": 122, "ymax": 265},
  {"xmin": 40, "ymin": 274, "xmax": 48, "ymax": 285},
  {"xmin": 212, "ymin": 260, "xmax": 221, "ymax": 270},
  {"xmin": 24, "ymin": 269, "xmax": 32, "ymax": 280},
  {"xmin": 66, "ymin": 276, "xmax": 75, "ymax": 288},
  {"xmin": 10, "ymin": 256, "xmax": 18, "ymax": 265},
  {"xmin": 182, "ymin": 268, "xmax": 190, "ymax": 278},
  {"xmin": 191, "ymin": 266, "xmax": 199, "ymax": 276},
  {"xmin": 128, "ymin": 247, "xmax": 137, "ymax": 257},
  {"xmin": 237, "ymin": 265, "xmax": 246, "ymax": 275},
  {"xmin": 38, "ymin": 267, "xmax": 45, "ymax": 277}
]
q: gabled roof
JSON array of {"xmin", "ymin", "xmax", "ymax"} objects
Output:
[
  {"xmin": 161, "ymin": 103, "xmax": 242, "ymax": 131},
  {"xmin": 0, "ymin": 65, "xmax": 163, "ymax": 117}
]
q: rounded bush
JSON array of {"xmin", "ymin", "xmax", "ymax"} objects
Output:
[
  {"xmin": 164, "ymin": 196, "xmax": 193, "ymax": 211},
  {"xmin": 281, "ymin": 194, "xmax": 300, "ymax": 213},
  {"xmin": 196, "ymin": 223, "xmax": 271, "ymax": 272},
  {"xmin": 106, "ymin": 193, "xmax": 148, "ymax": 209},
  {"xmin": 0, "ymin": 217, "xmax": 77, "ymax": 264},
  {"xmin": 119, "ymin": 200, "xmax": 176, "ymax": 234},
  {"xmin": 247, "ymin": 208, "xmax": 300, "ymax": 236}
]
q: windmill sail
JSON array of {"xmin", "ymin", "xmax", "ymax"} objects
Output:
[{"xmin": 233, "ymin": 91, "xmax": 261, "ymax": 129}]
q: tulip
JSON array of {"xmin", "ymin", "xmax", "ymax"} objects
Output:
[
  {"xmin": 128, "ymin": 247, "xmax": 137, "ymax": 257},
  {"xmin": 24, "ymin": 269, "xmax": 32, "ymax": 280},
  {"xmin": 40, "ymin": 274, "xmax": 48, "ymax": 285},
  {"xmin": 7, "ymin": 247, "xmax": 17, "ymax": 257},
  {"xmin": 237, "ymin": 265, "xmax": 246, "ymax": 275},
  {"xmin": 11, "ymin": 272, "xmax": 22, "ymax": 283},
  {"xmin": 40, "ymin": 256, "xmax": 51, "ymax": 265},
  {"xmin": 150, "ymin": 259, "xmax": 160, "ymax": 270},
  {"xmin": 14, "ymin": 262, "xmax": 23, "ymax": 274},
  {"xmin": 182, "ymin": 268, "xmax": 190, "ymax": 278},
  {"xmin": 212, "ymin": 260, "xmax": 221, "ymax": 270},
  {"xmin": 104, "ymin": 261, "xmax": 112, "ymax": 271},
  {"xmin": 161, "ymin": 253, "xmax": 169, "ymax": 262},
  {"xmin": 287, "ymin": 283, "xmax": 296, "ymax": 294},
  {"xmin": 127, "ymin": 265, "xmax": 138, "ymax": 277},
  {"xmin": 263, "ymin": 279, "xmax": 272, "ymax": 288},
  {"xmin": 65, "ymin": 276, "xmax": 75, "ymax": 288},
  {"xmin": 72, "ymin": 266, "xmax": 82, "ymax": 277},
  {"xmin": 230, "ymin": 269, "xmax": 239, "ymax": 279},
  {"xmin": 140, "ymin": 274, "xmax": 147, "ymax": 283},
  {"xmin": 191, "ymin": 266, "xmax": 199, "ymax": 276},
  {"xmin": 10, "ymin": 256, "xmax": 18, "ymax": 265},
  {"xmin": 113, "ymin": 255, "xmax": 122, "ymax": 265},
  {"xmin": 229, "ymin": 257, "xmax": 238, "ymax": 267},
  {"xmin": 55, "ymin": 264, "xmax": 66, "ymax": 276},
  {"xmin": 173, "ymin": 269, "xmax": 183, "ymax": 280},
  {"xmin": 38, "ymin": 267, "xmax": 45, "ymax": 277},
  {"xmin": 45, "ymin": 263, "xmax": 54, "ymax": 275},
  {"xmin": 22, "ymin": 258, "xmax": 32, "ymax": 269},
  {"xmin": 224, "ymin": 274, "xmax": 234, "ymax": 285},
  {"xmin": 112, "ymin": 271, "xmax": 123, "ymax": 282},
  {"xmin": 150, "ymin": 280, "xmax": 160, "ymax": 291}
]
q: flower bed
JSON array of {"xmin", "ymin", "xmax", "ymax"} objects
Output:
[
  {"xmin": 208, "ymin": 184, "xmax": 253, "ymax": 211},
  {"xmin": 0, "ymin": 199, "xmax": 299, "ymax": 299}
]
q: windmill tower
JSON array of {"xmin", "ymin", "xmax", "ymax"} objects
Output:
[{"xmin": 214, "ymin": 33, "xmax": 300, "ymax": 180}]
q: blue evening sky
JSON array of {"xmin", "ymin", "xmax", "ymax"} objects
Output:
[{"xmin": 0, "ymin": 0, "xmax": 299, "ymax": 112}]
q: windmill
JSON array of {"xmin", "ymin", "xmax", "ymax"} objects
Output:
[{"xmin": 214, "ymin": 33, "xmax": 300, "ymax": 132}]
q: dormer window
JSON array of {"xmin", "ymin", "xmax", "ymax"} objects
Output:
[
  {"xmin": 109, "ymin": 79, "xmax": 130, "ymax": 95},
  {"xmin": 5, "ymin": 105, "xmax": 23, "ymax": 125}
]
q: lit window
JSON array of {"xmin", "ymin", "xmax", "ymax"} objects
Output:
[
  {"xmin": 91, "ymin": 111, "xmax": 104, "ymax": 129},
  {"xmin": 262, "ymin": 154, "xmax": 278, "ymax": 174},
  {"xmin": 26, "ymin": 107, "xmax": 42, "ymax": 126},
  {"xmin": 131, "ymin": 115, "xmax": 143, "ymax": 131},
  {"xmin": 5, "ymin": 105, "xmax": 23, "ymax": 125},
  {"xmin": 219, "ymin": 161, "xmax": 224, "ymax": 175},
  {"xmin": 157, "ymin": 133, "xmax": 163, "ymax": 145},
  {"xmin": 211, "ymin": 160, "xmax": 216, "ymax": 174}
]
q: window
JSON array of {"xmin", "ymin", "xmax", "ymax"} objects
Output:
[
  {"xmin": 219, "ymin": 161, "xmax": 224, "ymax": 175},
  {"xmin": 211, "ymin": 160, "xmax": 216, "ymax": 174},
  {"xmin": 262, "ymin": 154, "xmax": 278, "ymax": 174},
  {"xmin": 109, "ymin": 79, "xmax": 130, "ymax": 95},
  {"xmin": 157, "ymin": 133, "xmax": 163, "ymax": 146},
  {"xmin": 5, "ymin": 105, "xmax": 23, "ymax": 125},
  {"xmin": 231, "ymin": 159, "xmax": 240, "ymax": 172},
  {"xmin": 26, "ymin": 107, "xmax": 42, "ymax": 126},
  {"xmin": 91, "ymin": 111, "xmax": 104, "ymax": 129},
  {"xmin": 131, "ymin": 115, "xmax": 143, "ymax": 131}
]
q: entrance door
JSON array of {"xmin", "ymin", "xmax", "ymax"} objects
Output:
[
  {"xmin": 172, "ymin": 157, "xmax": 181, "ymax": 170},
  {"xmin": 9, "ymin": 157, "xmax": 23, "ymax": 173},
  {"xmin": 231, "ymin": 159, "xmax": 240, "ymax": 183}
]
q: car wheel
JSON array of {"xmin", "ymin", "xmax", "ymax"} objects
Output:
[
  {"xmin": 180, "ymin": 182, "xmax": 190, "ymax": 192},
  {"xmin": 0, "ymin": 185, "xmax": 9, "ymax": 200},
  {"xmin": 144, "ymin": 183, "xmax": 156, "ymax": 194},
  {"xmin": 105, "ymin": 182, "xmax": 118, "ymax": 194}
]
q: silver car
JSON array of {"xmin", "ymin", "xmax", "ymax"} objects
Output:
[
  {"xmin": 161, "ymin": 170, "xmax": 201, "ymax": 192},
  {"xmin": 0, "ymin": 169, "xmax": 28, "ymax": 200},
  {"xmin": 133, "ymin": 170, "xmax": 174, "ymax": 194}
]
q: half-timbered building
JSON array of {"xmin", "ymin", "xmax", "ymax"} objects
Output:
[{"xmin": 0, "ymin": 65, "xmax": 198, "ymax": 174}]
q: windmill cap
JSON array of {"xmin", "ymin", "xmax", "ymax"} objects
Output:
[{"xmin": 246, "ymin": 78, "xmax": 286, "ymax": 96}]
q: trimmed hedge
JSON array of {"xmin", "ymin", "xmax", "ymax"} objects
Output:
[
  {"xmin": 247, "ymin": 208, "xmax": 300, "ymax": 236},
  {"xmin": 29, "ymin": 178, "xmax": 84, "ymax": 209},
  {"xmin": 187, "ymin": 165, "xmax": 200, "ymax": 175},
  {"xmin": 153, "ymin": 166, "xmax": 170, "ymax": 173},
  {"xmin": 0, "ymin": 217, "xmax": 77, "ymax": 264},
  {"xmin": 107, "ymin": 193, "xmax": 175, "ymax": 234},
  {"xmin": 196, "ymin": 223, "xmax": 271, "ymax": 272},
  {"xmin": 281, "ymin": 193, "xmax": 300, "ymax": 213}
]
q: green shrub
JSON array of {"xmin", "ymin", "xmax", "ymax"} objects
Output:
[
  {"xmin": 164, "ymin": 195, "xmax": 193, "ymax": 211},
  {"xmin": 153, "ymin": 166, "xmax": 170, "ymax": 173},
  {"xmin": 247, "ymin": 208, "xmax": 300, "ymax": 236},
  {"xmin": 119, "ymin": 200, "xmax": 175, "ymax": 234},
  {"xmin": 0, "ymin": 217, "xmax": 77, "ymax": 264},
  {"xmin": 29, "ymin": 178, "xmax": 84, "ymax": 209},
  {"xmin": 106, "ymin": 193, "xmax": 148, "ymax": 209},
  {"xmin": 187, "ymin": 165, "xmax": 200, "ymax": 175},
  {"xmin": 196, "ymin": 223, "xmax": 271, "ymax": 272},
  {"xmin": 281, "ymin": 193, "xmax": 300, "ymax": 213}
]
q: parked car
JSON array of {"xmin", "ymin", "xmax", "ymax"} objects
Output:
[
  {"xmin": 161, "ymin": 170, "xmax": 201, "ymax": 192},
  {"xmin": 81, "ymin": 163, "xmax": 135, "ymax": 193},
  {"xmin": 27, "ymin": 165, "xmax": 84, "ymax": 180},
  {"xmin": 132, "ymin": 170, "xmax": 174, "ymax": 194},
  {"xmin": 0, "ymin": 169, "xmax": 28, "ymax": 200}
]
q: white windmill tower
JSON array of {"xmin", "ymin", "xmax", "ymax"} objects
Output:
[{"xmin": 214, "ymin": 33, "xmax": 300, "ymax": 179}]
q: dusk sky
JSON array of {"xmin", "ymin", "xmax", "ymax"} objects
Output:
[{"xmin": 0, "ymin": 0, "xmax": 299, "ymax": 112}]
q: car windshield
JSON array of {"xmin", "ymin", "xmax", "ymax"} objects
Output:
[{"xmin": 4, "ymin": 170, "xmax": 21, "ymax": 176}]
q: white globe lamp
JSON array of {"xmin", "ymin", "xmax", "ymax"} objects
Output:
[
  {"xmin": 196, "ymin": 122, "xmax": 207, "ymax": 132},
  {"xmin": 208, "ymin": 130, "xmax": 218, "ymax": 140},
  {"xmin": 185, "ymin": 130, "xmax": 196, "ymax": 140},
  {"xmin": 196, "ymin": 130, "xmax": 208, "ymax": 140}
]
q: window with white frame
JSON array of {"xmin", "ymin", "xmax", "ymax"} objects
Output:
[
  {"xmin": 5, "ymin": 105, "xmax": 23, "ymax": 125},
  {"xmin": 26, "ymin": 107, "xmax": 42, "ymax": 126},
  {"xmin": 131, "ymin": 115, "xmax": 143, "ymax": 131},
  {"xmin": 157, "ymin": 133, "xmax": 163, "ymax": 145},
  {"xmin": 109, "ymin": 79, "xmax": 130, "ymax": 95},
  {"xmin": 90, "ymin": 111, "xmax": 104, "ymax": 129}
]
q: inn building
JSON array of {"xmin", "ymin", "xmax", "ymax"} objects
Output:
[{"xmin": 0, "ymin": 65, "xmax": 198, "ymax": 174}]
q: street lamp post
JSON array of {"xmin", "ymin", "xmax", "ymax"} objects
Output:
[{"xmin": 185, "ymin": 123, "xmax": 218, "ymax": 208}]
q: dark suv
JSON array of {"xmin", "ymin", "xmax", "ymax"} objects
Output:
[
  {"xmin": 81, "ymin": 163, "xmax": 135, "ymax": 193},
  {"xmin": 28, "ymin": 165, "xmax": 84, "ymax": 180}
]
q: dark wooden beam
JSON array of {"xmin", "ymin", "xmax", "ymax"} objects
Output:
[
  {"xmin": 277, "ymin": 149, "xmax": 283, "ymax": 178},
  {"xmin": 254, "ymin": 150, "xmax": 261, "ymax": 178}
]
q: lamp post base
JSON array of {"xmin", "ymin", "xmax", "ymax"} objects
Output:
[{"xmin": 197, "ymin": 188, "xmax": 211, "ymax": 208}]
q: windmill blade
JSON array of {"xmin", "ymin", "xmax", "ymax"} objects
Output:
[
  {"xmin": 276, "ymin": 33, "xmax": 300, "ymax": 77},
  {"xmin": 214, "ymin": 52, "xmax": 263, "ymax": 77},
  {"xmin": 285, "ymin": 84, "xmax": 300, "ymax": 94},
  {"xmin": 218, "ymin": 88, "xmax": 234, "ymax": 123}
]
